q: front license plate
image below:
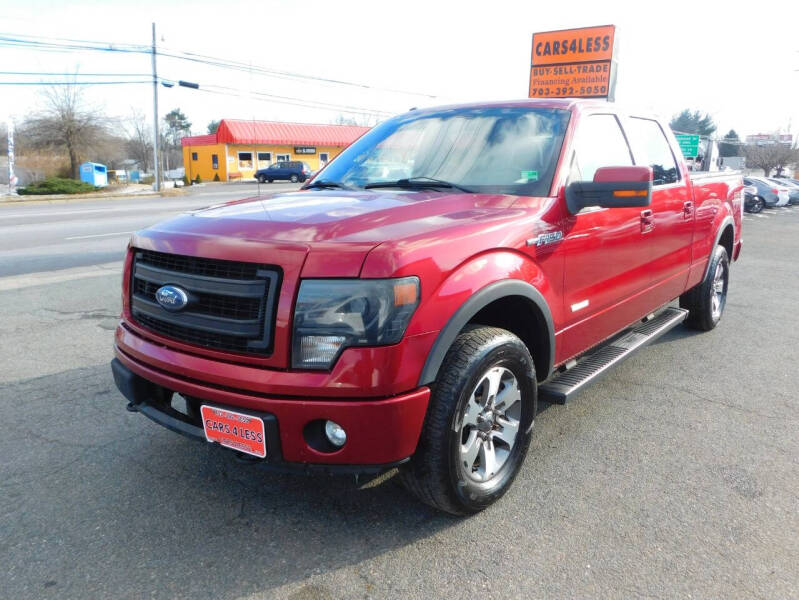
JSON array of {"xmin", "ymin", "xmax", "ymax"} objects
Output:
[{"xmin": 200, "ymin": 405, "xmax": 266, "ymax": 458}]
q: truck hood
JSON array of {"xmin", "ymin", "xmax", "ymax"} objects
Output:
[
  {"xmin": 134, "ymin": 189, "xmax": 549, "ymax": 277},
  {"xmin": 186, "ymin": 189, "xmax": 522, "ymax": 242}
]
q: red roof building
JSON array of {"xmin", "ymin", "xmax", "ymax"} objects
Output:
[{"xmin": 181, "ymin": 119, "xmax": 370, "ymax": 182}]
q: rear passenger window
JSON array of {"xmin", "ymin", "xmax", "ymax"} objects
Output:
[
  {"xmin": 625, "ymin": 118, "xmax": 680, "ymax": 186},
  {"xmin": 570, "ymin": 114, "xmax": 633, "ymax": 182}
]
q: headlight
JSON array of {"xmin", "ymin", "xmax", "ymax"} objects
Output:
[{"xmin": 292, "ymin": 277, "xmax": 420, "ymax": 369}]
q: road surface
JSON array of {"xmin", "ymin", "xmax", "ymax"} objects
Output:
[
  {"xmin": 0, "ymin": 182, "xmax": 298, "ymax": 277},
  {"xmin": 1, "ymin": 197, "xmax": 798, "ymax": 599}
]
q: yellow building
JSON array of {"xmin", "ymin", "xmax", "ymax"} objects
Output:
[{"xmin": 181, "ymin": 119, "xmax": 371, "ymax": 182}]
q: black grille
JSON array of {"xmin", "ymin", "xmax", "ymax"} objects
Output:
[
  {"xmin": 130, "ymin": 250, "xmax": 280, "ymax": 356},
  {"xmin": 133, "ymin": 279, "xmax": 262, "ymax": 320},
  {"xmin": 137, "ymin": 249, "xmax": 261, "ymax": 280},
  {"xmin": 134, "ymin": 313, "xmax": 255, "ymax": 354}
]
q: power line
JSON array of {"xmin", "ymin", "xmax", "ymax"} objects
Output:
[
  {"xmin": 0, "ymin": 32, "xmax": 439, "ymax": 99},
  {"xmin": 0, "ymin": 71, "xmax": 151, "ymax": 77},
  {"xmin": 156, "ymin": 47, "xmax": 439, "ymax": 99},
  {"xmin": 190, "ymin": 85, "xmax": 391, "ymax": 117},
  {"xmin": 195, "ymin": 82, "xmax": 393, "ymax": 115},
  {"xmin": 0, "ymin": 80, "xmax": 150, "ymax": 85},
  {"xmin": 0, "ymin": 30, "xmax": 147, "ymax": 50}
]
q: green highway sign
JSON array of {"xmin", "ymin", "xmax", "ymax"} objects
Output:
[{"xmin": 675, "ymin": 134, "xmax": 700, "ymax": 158}]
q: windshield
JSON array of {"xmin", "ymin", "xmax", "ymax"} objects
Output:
[{"xmin": 320, "ymin": 106, "xmax": 570, "ymax": 196}]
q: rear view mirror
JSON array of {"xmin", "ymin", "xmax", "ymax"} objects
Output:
[{"xmin": 566, "ymin": 166, "xmax": 653, "ymax": 214}]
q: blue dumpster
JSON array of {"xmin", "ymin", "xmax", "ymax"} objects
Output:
[{"xmin": 80, "ymin": 162, "xmax": 108, "ymax": 187}]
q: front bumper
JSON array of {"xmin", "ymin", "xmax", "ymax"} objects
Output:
[{"xmin": 112, "ymin": 350, "xmax": 430, "ymax": 471}]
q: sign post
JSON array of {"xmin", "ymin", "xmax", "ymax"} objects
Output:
[
  {"xmin": 674, "ymin": 134, "xmax": 700, "ymax": 158},
  {"xmin": 529, "ymin": 25, "xmax": 618, "ymax": 100}
]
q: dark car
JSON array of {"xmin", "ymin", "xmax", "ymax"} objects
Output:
[
  {"xmin": 255, "ymin": 161, "xmax": 311, "ymax": 183},
  {"xmin": 743, "ymin": 177, "xmax": 789, "ymax": 213}
]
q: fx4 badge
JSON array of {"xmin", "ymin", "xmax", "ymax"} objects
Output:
[{"xmin": 527, "ymin": 231, "xmax": 564, "ymax": 247}]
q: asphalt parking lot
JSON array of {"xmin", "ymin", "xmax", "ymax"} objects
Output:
[{"xmin": 1, "ymin": 202, "xmax": 798, "ymax": 599}]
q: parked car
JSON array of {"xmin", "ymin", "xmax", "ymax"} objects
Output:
[
  {"xmin": 744, "ymin": 190, "xmax": 765, "ymax": 213},
  {"xmin": 768, "ymin": 178, "xmax": 799, "ymax": 205},
  {"xmin": 743, "ymin": 177, "xmax": 790, "ymax": 208},
  {"xmin": 255, "ymin": 161, "xmax": 311, "ymax": 183},
  {"xmin": 112, "ymin": 99, "xmax": 743, "ymax": 515}
]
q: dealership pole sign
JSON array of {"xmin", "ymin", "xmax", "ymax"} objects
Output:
[{"xmin": 529, "ymin": 25, "xmax": 618, "ymax": 101}]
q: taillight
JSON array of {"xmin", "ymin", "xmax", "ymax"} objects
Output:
[{"xmin": 772, "ymin": 188, "xmax": 779, "ymax": 194}]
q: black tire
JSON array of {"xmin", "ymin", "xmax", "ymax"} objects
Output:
[
  {"xmin": 290, "ymin": 174, "xmax": 299, "ymax": 183},
  {"xmin": 748, "ymin": 196, "xmax": 764, "ymax": 214},
  {"xmin": 399, "ymin": 326, "xmax": 536, "ymax": 515},
  {"xmin": 267, "ymin": 179, "xmax": 273, "ymax": 183},
  {"xmin": 680, "ymin": 245, "xmax": 729, "ymax": 331},
  {"xmin": 257, "ymin": 175, "xmax": 266, "ymax": 184}
]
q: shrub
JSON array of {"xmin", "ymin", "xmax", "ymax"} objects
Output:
[
  {"xmin": 194, "ymin": 174, "xmax": 202, "ymax": 184},
  {"xmin": 183, "ymin": 175, "xmax": 190, "ymax": 186},
  {"xmin": 17, "ymin": 177, "xmax": 99, "ymax": 196},
  {"xmin": 213, "ymin": 173, "xmax": 220, "ymax": 182}
]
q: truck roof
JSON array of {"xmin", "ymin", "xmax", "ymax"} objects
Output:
[{"xmin": 408, "ymin": 98, "xmax": 611, "ymax": 114}]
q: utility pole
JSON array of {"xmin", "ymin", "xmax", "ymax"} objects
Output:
[
  {"xmin": 151, "ymin": 22, "xmax": 160, "ymax": 191},
  {"xmin": 6, "ymin": 118, "xmax": 16, "ymax": 195}
]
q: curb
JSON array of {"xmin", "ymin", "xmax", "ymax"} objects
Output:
[{"xmin": 0, "ymin": 188, "xmax": 185, "ymax": 206}]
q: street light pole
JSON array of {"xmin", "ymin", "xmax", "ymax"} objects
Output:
[{"xmin": 151, "ymin": 22, "xmax": 160, "ymax": 192}]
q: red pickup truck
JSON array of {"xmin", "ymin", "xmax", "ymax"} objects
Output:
[{"xmin": 112, "ymin": 99, "xmax": 743, "ymax": 514}]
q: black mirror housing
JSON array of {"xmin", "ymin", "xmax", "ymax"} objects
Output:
[{"xmin": 566, "ymin": 165, "xmax": 653, "ymax": 214}]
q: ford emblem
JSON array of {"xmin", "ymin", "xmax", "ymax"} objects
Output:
[{"xmin": 155, "ymin": 285, "xmax": 189, "ymax": 312}]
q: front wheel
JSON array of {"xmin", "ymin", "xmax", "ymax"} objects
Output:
[
  {"xmin": 680, "ymin": 245, "xmax": 729, "ymax": 331},
  {"xmin": 257, "ymin": 175, "xmax": 266, "ymax": 184},
  {"xmin": 290, "ymin": 174, "xmax": 299, "ymax": 183},
  {"xmin": 399, "ymin": 326, "xmax": 536, "ymax": 515}
]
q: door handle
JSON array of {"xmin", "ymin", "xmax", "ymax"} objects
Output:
[
  {"xmin": 640, "ymin": 209, "xmax": 654, "ymax": 234},
  {"xmin": 683, "ymin": 201, "xmax": 694, "ymax": 219}
]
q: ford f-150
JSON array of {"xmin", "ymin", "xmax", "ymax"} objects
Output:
[{"xmin": 112, "ymin": 99, "xmax": 744, "ymax": 514}]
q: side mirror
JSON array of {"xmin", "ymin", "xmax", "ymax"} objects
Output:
[{"xmin": 566, "ymin": 166, "xmax": 653, "ymax": 214}]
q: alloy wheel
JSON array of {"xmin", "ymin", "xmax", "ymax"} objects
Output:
[
  {"xmin": 459, "ymin": 366, "xmax": 522, "ymax": 482},
  {"xmin": 711, "ymin": 261, "xmax": 727, "ymax": 320}
]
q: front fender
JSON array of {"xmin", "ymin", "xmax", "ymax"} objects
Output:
[{"xmin": 411, "ymin": 251, "xmax": 556, "ymax": 386}]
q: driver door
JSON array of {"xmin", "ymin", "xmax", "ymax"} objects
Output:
[{"xmin": 558, "ymin": 113, "xmax": 654, "ymax": 360}]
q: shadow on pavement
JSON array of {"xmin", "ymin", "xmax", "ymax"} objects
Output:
[{"xmin": 0, "ymin": 364, "xmax": 456, "ymax": 600}]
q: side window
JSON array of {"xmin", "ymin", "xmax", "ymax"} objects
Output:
[
  {"xmin": 625, "ymin": 118, "xmax": 680, "ymax": 186},
  {"xmin": 571, "ymin": 114, "xmax": 633, "ymax": 182}
]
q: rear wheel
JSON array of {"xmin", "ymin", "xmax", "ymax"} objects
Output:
[
  {"xmin": 748, "ymin": 196, "xmax": 764, "ymax": 213},
  {"xmin": 680, "ymin": 245, "xmax": 729, "ymax": 331},
  {"xmin": 399, "ymin": 326, "xmax": 536, "ymax": 515},
  {"xmin": 267, "ymin": 178, "xmax": 273, "ymax": 183},
  {"xmin": 290, "ymin": 174, "xmax": 299, "ymax": 183}
]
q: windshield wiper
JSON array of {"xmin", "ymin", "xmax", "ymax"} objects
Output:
[
  {"xmin": 302, "ymin": 180, "xmax": 354, "ymax": 190},
  {"xmin": 364, "ymin": 176, "xmax": 473, "ymax": 193}
]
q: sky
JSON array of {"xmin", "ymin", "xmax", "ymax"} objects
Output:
[{"xmin": 1, "ymin": 0, "xmax": 798, "ymax": 140}]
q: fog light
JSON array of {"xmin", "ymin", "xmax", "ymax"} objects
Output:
[{"xmin": 324, "ymin": 420, "xmax": 347, "ymax": 447}]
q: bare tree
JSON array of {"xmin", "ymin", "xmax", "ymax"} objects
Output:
[
  {"xmin": 125, "ymin": 109, "xmax": 152, "ymax": 172},
  {"xmin": 743, "ymin": 143, "xmax": 799, "ymax": 177},
  {"xmin": 333, "ymin": 113, "xmax": 379, "ymax": 127},
  {"xmin": 24, "ymin": 84, "xmax": 109, "ymax": 178}
]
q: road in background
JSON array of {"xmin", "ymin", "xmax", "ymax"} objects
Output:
[
  {"xmin": 0, "ymin": 182, "xmax": 300, "ymax": 277},
  {"xmin": 1, "ymin": 206, "xmax": 798, "ymax": 598}
]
